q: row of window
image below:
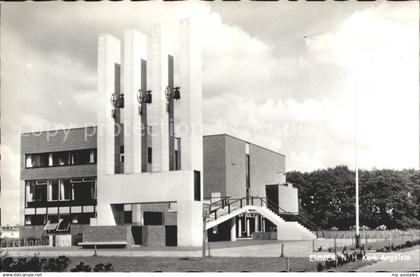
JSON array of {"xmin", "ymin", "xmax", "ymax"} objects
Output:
[
  {"xmin": 25, "ymin": 149, "xmax": 96, "ymax": 168},
  {"xmin": 25, "ymin": 213, "xmax": 95, "ymax": 226},
  {"xmin": 25, "ymin": 178, "xmax": 96, "ymax": 204}
]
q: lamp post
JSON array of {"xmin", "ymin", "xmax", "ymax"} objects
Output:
[{"xmin": 354, "ymin": 81, "xmax": 360, "ymax": 249}]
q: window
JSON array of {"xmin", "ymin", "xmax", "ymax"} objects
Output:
[
  {"xmin": 245, "ymin": 154, "xmax": 250, "ymax": 188},
  {"xmin": 25, "ymin": 155, "xmax": 32, "ymax": 168},
  {"xmin": 194, "ymin": 170, "xmax": 201, "ymax": 201},
  {"xmin": 73, "ymin": 180, "xmax": 94, "ymax": 202},
  {"xmin": 25, "ymin": 181, "xmax": 35, "ymax": 203},
  {"xmin": 34, "ymin": 181, "xmax": 47, "ymax": 202},
  {"xmin": 47, "ymin": 215, "xmax": 59, "ymax": 224},
  {"xmin": 144, "ymin": 212, "xmax": 163, "ymax": 225},
  {"xmin": 148, "ymin": 147, "xmax": 152, "ymax": 164},
  {"xmin": 28, "ymin": 153, "xmax": 49, "ymax": 168},
  {"xmin": 27, "ymin": 215, "xmax": 46, "ymax": 226},
  {"xmin": 120, "ymin": 146, "xmax": 124, "ymax": 162},
  {"xmin": 89, "ymin": 150, "xmax": 95, "ymax": 163},
  {"xmin": 53, "ymin": 151, "xmax": 70, "ymax": 166},
  {"xmin": 124, "ymin": 211, "xmax": 132, "ymax": 224},
  {"xmin": 175, "ymin": 150, "xmax": 179, "ymax": 170},
  {"xmin": 72, "ymin": 149, "xmax": 94, "ymax": 165},
  {"xmin": 60, "ymin": 180, "xmax": 71, "ymax": 201},
  {"xmin": 48, "ymin": 180, "xmax": 59, "ymax": 201}
]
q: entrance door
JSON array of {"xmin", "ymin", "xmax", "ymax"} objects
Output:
[{"xmin": 265, "ymin": 185, "xmax": 279, "ymax": 212}]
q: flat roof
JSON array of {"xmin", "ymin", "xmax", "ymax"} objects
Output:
[
  {"xmin": 203, "ymin": 133, "xmax": 285, "ymax": 157},
  {"xmin": 21, "ymin": 126, "xmax": 97, "ymax": 136},
  {"xmin": 21, "ymin": 126, "xmax": 285, "ymax": 157}
]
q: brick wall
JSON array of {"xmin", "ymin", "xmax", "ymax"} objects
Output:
[{"xmin": 203, "ymin": 135, "xmax": 226, "ymax": 198}]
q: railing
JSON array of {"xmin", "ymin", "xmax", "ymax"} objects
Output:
[
  {"xmin": 1, "ymin": 238, "xmax": 50, "ymax": 248},
  {"xmin": 206, "ymin": 195, "xmax": 320, "ymax": 233},
  {"xmin": 208, "ymin": 196, "xmax": 265, "ymax": 221},
  {"xmin": 263, "ymin": 197, "xmax": 319, "ymax": 231}
]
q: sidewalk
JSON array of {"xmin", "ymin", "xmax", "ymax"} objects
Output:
[{"xmin": 3, "ymin": 239, "xmax": 341, "ymax": 258}]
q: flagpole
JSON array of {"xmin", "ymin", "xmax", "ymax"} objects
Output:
[{"xmin": 354, "ymin": 81, "xmax": 360, "ymax": 248}]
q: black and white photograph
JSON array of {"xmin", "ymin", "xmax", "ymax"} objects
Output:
[{"xmin": 0, "ymin": 0, "xmax": 419, "ymax": 275}]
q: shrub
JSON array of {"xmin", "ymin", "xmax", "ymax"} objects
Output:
[
  {"xmin": 93, "ymin": 263, "xmax": 113, "ymax": 272},
  {"xmin": 317, "ymin": 246, "xmax": 323, "ymax": 252},
  {"xmin": 317, "ymin": 262, "xmax": 324, "ymax": 272},
  {"xmin": 327, "ymin": 247, "xmax": 334, "ymax": 253},
  {"xmin": 70, "ymin": 262, "xmax": 92, "ymax": 272},
  {"xmin": 1, "ymin": 255, "xmax": 69, "ymax": 272}
]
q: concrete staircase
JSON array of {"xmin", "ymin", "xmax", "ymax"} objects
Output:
[{"xmin": 205, "ymin": 199, "xmax": 316, "ymax": 241}]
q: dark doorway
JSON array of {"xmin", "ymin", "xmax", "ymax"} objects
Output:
[
  {"xmin": 265, "ymin": 185, "xmax": 279, "ymax": 212},
  {"xmin": 165, "ymin": 225, "xmax": 177, "ymax": 246}
]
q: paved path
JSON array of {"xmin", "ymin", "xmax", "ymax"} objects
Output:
[
  {"xmin": 357, "ymin": 247, "xmax": 420, "ymax": 272},
  {"xmin": 3, "ymin": 239, "xmax": 347, "ymax": 258}
]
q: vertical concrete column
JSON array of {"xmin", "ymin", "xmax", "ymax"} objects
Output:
[
  {"xmin": 246, "ymin": 216, "xmax": 250, "ymax": 237},
  {"xmin": 238, "ymin": 217, "xmax": 242, "ymax": 238},
  {"xmin": 230, "ymin": 217, "xmax": 237, "ymax": 242},
  {"xmin": 18, "ymin": 180, "xmax": 25, "ymax": 225},
  {"xmin": 262, "ymin": 217, "xmax": 266, "ymax": 232},
  {"xmin": 97, "ymin": 34, "xmax": 121, "ymax": 175},
  {"xmin": 255, "ymin": 214, "xmax": 259, "ymax": 232},
  {"xmin": 149, "ymin": 25, "xmax": 174, "ymax": 172},
  {"xmin": 96, "ymin": 34, "xmax": 121, "ymax": 226},
  {"xmin": 123, "ymin": 29, "xmax": 147, "ymax": 174},
  {"xmin": 179, "ymin": 19, "xmax": 203, "ymax": 177},
  {"xmin": 132, "ymin": 204, "xmax": 143, "ymax": 225},
  {"xmin": 177, "ymin": 201, "xmax": 203, "ymax": 247}
]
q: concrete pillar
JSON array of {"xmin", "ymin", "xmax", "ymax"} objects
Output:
[
  {"xmin": 96, "ymin": 34, "xmax": 121, "ymax": 225},
  {"xmin": 255, "ymin": 214, "xmax": 259, "ymax": 232},
  {"xmin": 262, "ymin": 218, "xmax": 266, "ymax": 232},
  {"xmin": 177, "ymin": 201, "xmax": 203, "ymax": 247},
  {"xmin": 238, "ymin": 217, "xmax": 242, "ymax": 238},
  {"xmin": 179, "ymin": 19, "xmax": 203, "ymax": 178},
  {"xmin": 123, "ymin": 29, "xmax": 147, "ymax": 174},
  {"xmin": 132, "ymin": 204, "xmax": 143, "ymax": 225},
  {"xmin": 246, "ymin": 216, "xmax": 250, "ymax": 237},
  {"xmin": 149, "ymin": 25, "xmax": 174, "ymax": 172},
  {"xmin": 97, "ymin": 34, "xmax": 121, "ymax": 175},
  {"xmin": 230, "ymin": 217, "xmax": 237, "ymax": 242}
]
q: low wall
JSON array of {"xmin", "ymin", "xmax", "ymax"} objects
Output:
[
  {"xmin": 82, "ymin": 225, "xmax": 132, "ymax": 245},
  {"xmin": 142, "ymin": 225, "xmax": 166, "ymax": 247},
  {"xmin": 253, "ymin": 231, "xmax": 277, "ymax": 240},
  {"xmin": 20, "ymin": 226, "xmax": 46, "ymax": 239}
]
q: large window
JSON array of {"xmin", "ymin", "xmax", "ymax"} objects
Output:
[
  {"xmin": 34, "ymin": 181, "xmax": 47, "ymax": 202},
  {"xmin": 48, "ymin": 180, "xmax": 59, "ymax": 201},
  {"xmin": 25, "ymin": 181, "xmax": 35, "ymax": 203},
  {"xmin": 245, "ymin": 154, "xmax": 250, "ymax": 189},
  {"xmin": 148, "ymin": 147, "xmax": 152, "ymax": 164},
  {"xmin": 26, "ymin": 153, "xmax": 49, "ymax": 168},
  {"xmin": 25, "ymin": 149, "xmax": 96, "ymax": 168},
  {"xmin": 52, "ymin": 151, "xmax": 70, "ymax": 166},
  {"xmin": 60, "ymin": 179, "xmax": 71, "ymax": 201},
  {"xmin": 71, "ymin": 149, "xmax": 96, "ymax": 165},
  {"xmin": 194, "ymin": 170, "xmax": 201, "ymax": 201},
  {"xmin": 73, "ymin": 179, "xmax": 95, "ymax": 202}
]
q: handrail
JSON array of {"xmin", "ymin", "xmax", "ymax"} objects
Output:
[
  {"xmin": 206, "ymin": 195, "xmax": 319, "ymax": 232},
  {"xmin": 263, "ymin": 197, "xmax": 319, "ymax": 231},
  {"xmin": 208, "ymin": 196, "xmax": 266, "ymax": 221}
]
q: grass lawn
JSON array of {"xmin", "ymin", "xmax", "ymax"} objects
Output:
[{"xmin": 66, "ymin": 256, "xmax": 318, "ymax": 272}]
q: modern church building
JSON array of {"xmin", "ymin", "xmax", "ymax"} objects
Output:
[{"xmin": 19, "ymin": 19, "xmax": 315, "ymax": 248}]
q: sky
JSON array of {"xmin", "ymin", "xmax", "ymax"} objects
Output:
[{"xmin": 1, "ymin": 1, "xmax": 419, "ymax": 225}]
